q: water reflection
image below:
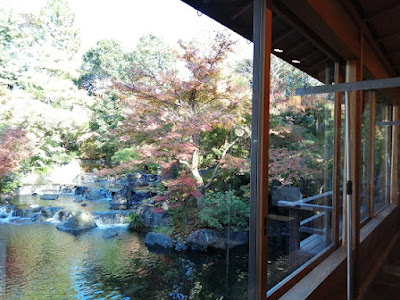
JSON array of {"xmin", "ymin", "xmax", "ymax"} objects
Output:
[{"xmin": 0, "ymin": 223, "xmax": 248, "ymax": 299}]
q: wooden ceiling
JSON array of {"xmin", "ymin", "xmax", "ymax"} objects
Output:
[
  {"xmin": 356, "ymin": 0, "xmax": 400, "ymax": 76},
  {"xmin": 181, "ymin": 0, "xmax": 400, "ymax": 83}
]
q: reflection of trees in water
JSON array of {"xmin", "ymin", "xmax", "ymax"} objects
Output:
[
  {"xmin": 1, "ymin": 223, "xmax": 249, "ymax": 299},
  {"xmin": 70, "ymin": 231, "xmax": 249, "ymax": 299}
]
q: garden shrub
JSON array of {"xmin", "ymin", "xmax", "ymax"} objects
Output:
[{"xmin": 200, "ymin": 191, "xmax": 249, "ymax": 232}]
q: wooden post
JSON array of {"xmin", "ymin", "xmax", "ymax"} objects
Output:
[
  {"xmin": 391, "ymin": 105, "xmax": 400, "ymax": 204},
  {"xmin": 345, "ymin": 59, "xmax": 362, "ymax": 298},
  {"xmin": 249, "ymin": 0, "xmax": 272, "ymax": 299},
  {"xmin": 332, "ymin": 62, "xmax": 343, "ymax": 246},
  {"xmin": 288, "ymin": 208, "xmax": 300, "ymax": 272}
]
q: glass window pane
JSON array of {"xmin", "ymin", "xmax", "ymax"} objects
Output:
[
  {"xmin": 267, "ymin": 54, "xmax": 335, "ymax": 289},
  {"xmin": 361, "ymin": 94, "xmax": 370, "ymax": 221},
  {"xmin": 374, "ymin": 100, "xmax": 392, "ymax": 214}
]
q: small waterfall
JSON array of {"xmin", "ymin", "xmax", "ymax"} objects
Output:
[
  {"xmin": 0, "ymin": 205, "xmax": 63, "ymax": 224},
  {"xmin": 0, "ymin": 205, "xmax": 15, "ymax": 222},
  {"xmin": 92, "ymin": 211, "xmax": 130, "ymax": 227},
  {"xmin": 49, "ymin": 209, "xmax": 73, "ymax": 223}
]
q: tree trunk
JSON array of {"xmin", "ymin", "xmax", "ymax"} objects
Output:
[{"xmin": 191, "ymin": 148, "xmax": 205, "ymax": 208}]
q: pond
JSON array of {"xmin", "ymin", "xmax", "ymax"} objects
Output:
[
  {"xmin": 0, "ymin": 221, "xmax": 250, "ymax": 300},
  {"xmin": 0, "ymin": 186, "xmax": 290, "ymax": 299},
  {"xmin": 0, "ymin": 189, "xmax": 250, "ymax": 300}
]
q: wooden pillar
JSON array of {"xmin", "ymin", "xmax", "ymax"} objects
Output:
[
  {"xmin": 249, "ymin": 0, "xmax": 272, "ymax": 299},
  {"xmin": 288, "ymin": 208, "xmax": 300, "ymax": 272},
  {"xmin": 345, "ymin": 59, "xmax": 362, "ymax": 297},
  {"xmin": 391, "ymin": 105, "xmax": 400, "ymax": 204},
  {"xmin": 332, "ymin": 62, "xmax": 343, "ymax": 246}
]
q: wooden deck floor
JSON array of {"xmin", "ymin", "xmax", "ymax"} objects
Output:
[{"xmin": 364, "ymin": 237, "xmax": 400, "ymax": 299}]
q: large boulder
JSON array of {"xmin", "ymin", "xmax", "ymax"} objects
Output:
[
  {"xmin": 56, "ymin": 211, "xmax": 97, "ymax": 234},
  {"xmin": 40, "ymin": 206, "xmax": 63, "ymax": 218},
  {"xmin": 145, "ymin": 232, "xmax": 174, "ymax": 249},
  {"xmin": 186, "ymin": 229, "xmax": 225, "ymax": 251},
  {"xmin": 53, "ymin": 209, "xmax": 74, "ymax": 222}
]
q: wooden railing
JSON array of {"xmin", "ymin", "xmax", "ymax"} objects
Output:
[{"xmin": 277, "ymin": 190, "xmax": 334, "ymax": 271}]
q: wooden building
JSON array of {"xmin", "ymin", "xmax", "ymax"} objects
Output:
[{"xmin": 182, "ymin": 0, "xmax": 400, "ymax": 299}]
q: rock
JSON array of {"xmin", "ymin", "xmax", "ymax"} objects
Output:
[
  {"xmin": 53, "ymin": 209, "xmax": 74, "ymax": 222},
  {"xmin": 110, "ymin": 195, "xmax": 129, "ymax": 210},
  {"xmin": 146, "ymin": 174, "xmax": 161, "ymax": 184},
  {"xmin": 224, "ymin": 230, "xmax": 249, "ymax": 248},
  {"xmin": 169, "ymin": 293, "xmax": 187, "ymax": 300},
  {"xmin": 144, "ymin": 232, "xmax": 174, "ymax": 249},
  {"xmin": 92, "ymin": 211, "xmax": 130, "ymax": 225},
  {"xmin": 75, "ymin": 186, "xmax": 87, "ymax": 195},
  {"xmin": 40, "ymin": 194, "xmax": 59, "ymax": 200},
  {"xmin": 131, "ymin": 191, "xmax": 152, "ymax": 203},
  {"xmin": 40, "ymin": 206, "xmax": 62, "ymax": 218},
  {"xmin": 175, "ymin": 241, "xmax": 188, "ymax": 252},
  {"xmin": 186, "ymin": 229, "xmax": 225, "ymax": 251},
  {"xmin": 0, "ymin": 205, "xmax": 16, "ymax": 218},
  {"xmin": 83, "ymin": 188, "xmax": 110, "ymax": 200},
  {"xmin": 31, "ymin": 212, "xmax": 46, "ymax": 222},
  {"xmin": 61, "ymin": 187, "xmax": 74, "ymax": 194},
  {"xmin": 74, "ymin": 196, "xmax": 83, "ymax": 203},
  {"xmin": 137, "ymin": 205, "xmax": 170, "ymax": 228},
  {"xmin": 102, "ymin": 229, "xmax": 119, "ymax": 239},
  {"xmin": 133, "ymin": 173, "xmax": 149, "ymax": 187},
  {"xmin": 56, "ymin": 211, "xmax": 97, "ymax": 234},
  {"xmin": 12, "ymin": 206, "xmax": 43, "ymax": 218}
]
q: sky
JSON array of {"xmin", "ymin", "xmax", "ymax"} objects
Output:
[{"xmin": 1, "ymin": 0, "xmax": 253, "ymax": 58}]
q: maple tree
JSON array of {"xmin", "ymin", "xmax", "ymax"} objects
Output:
[
  {"xmin": 0, "ymin": 126, "xmax": 30, "ymax": 191},
  {"xmin": 114, "ymin": 33, "xmax": 251, "ymax": 200}
]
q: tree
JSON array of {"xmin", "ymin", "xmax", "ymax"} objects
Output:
[
  {"xmin": 38, "ymin": 0, "xmax": 80, "ymax": 62},
  {"xmin": 80, "ymin": 39, "xmax": 126, "ymax": 95},
  {"xmin": 268, "ymin": 55, "xmax": 335, "ymax": 194},
  {"xmin": 0, "ymin": 126, "xmax": 30, "ymax": 192},
  {"xmin": 115, "ymin": 33, "xmax": 251, "ymax": 197},
  {"xmin": 0, "ymin": 0, "xmax": 90, "ymax": 175}
]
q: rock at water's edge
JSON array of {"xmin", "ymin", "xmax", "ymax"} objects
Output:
[
  {"xmin": 102, "ymin": 229, "xmax": 119, "ymax": 239},
  {"xmin": 175, "ymin": 241, "xmax": 188, "ymax": 252},
  {"xmin": 40, "ymin": 194, "xmax": 59, "ymax": 200},
  {"xmin": 145, "ymin": 232, "xmax": 174, "ymax": 249},
  {"xmin": 56, "ymin": 211, "xmax": 97, "ymax": 234},
  {"xmin": 186, "ymin": 229, "xmax": 225, "ymax": 251}
]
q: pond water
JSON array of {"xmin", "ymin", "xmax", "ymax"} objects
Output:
[
  {"xmin": 0, "ymin": 190, "xmax": 250, "ymax": 300},
  {"xmin": 0, "ymin": 222, "xmax": 249, "ymax": 300},
  {"xmin": 0, "ymin": 188, "xmax": 289, "ymax": 299}
]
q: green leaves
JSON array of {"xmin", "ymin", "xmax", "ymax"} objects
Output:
[{"xmin": 200, "ymin": 191, "xmax": 249, "ymax": 232}]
